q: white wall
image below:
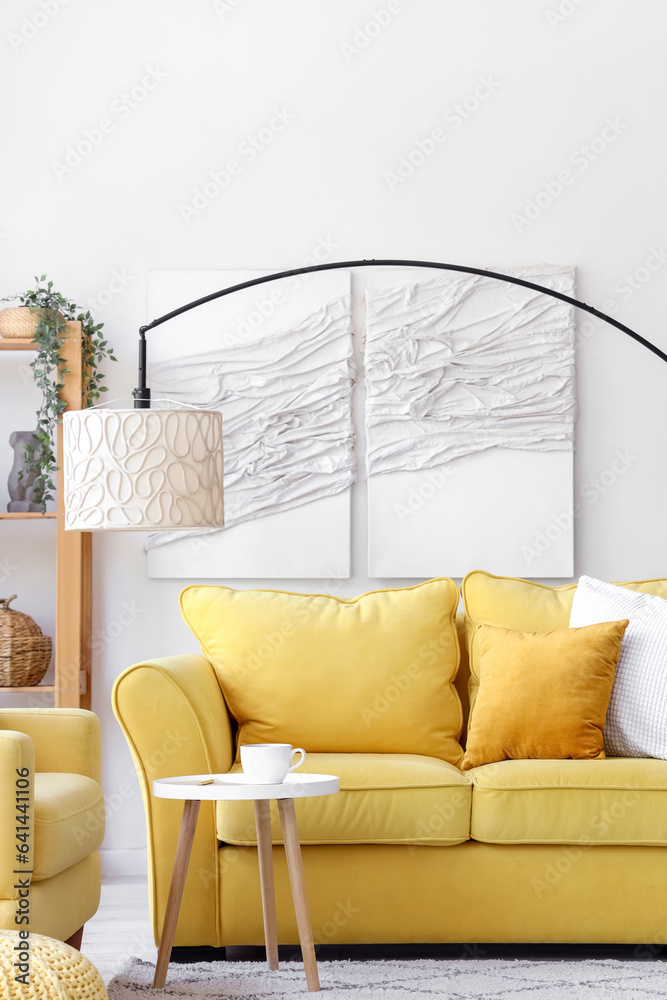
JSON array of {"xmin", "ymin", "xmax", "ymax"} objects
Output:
[{"xmin": 1, "ymin": 0, "xmax": 666, "ymax": 875}]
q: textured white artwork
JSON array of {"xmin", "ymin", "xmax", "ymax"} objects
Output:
[
  {"xmin": 145, "ymin": 270, "xmax": 354, "ymax": 579},
  {"xmin": 365, "ymin": 267, "xmax": 576, "ymax": 578},
  {"xmin": 570, "ymin": 576, "xmax": 667, "ymax": 759}
]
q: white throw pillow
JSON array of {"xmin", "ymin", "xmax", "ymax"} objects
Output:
[{"xmin": 569, "ymin": 575, "xmax": 667, "ymax": 758}]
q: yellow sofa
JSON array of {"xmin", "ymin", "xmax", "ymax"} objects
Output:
[
  {"xmin": 113, "ymin": 576, "xmax": 667, "ymax": 949},
  {"xmin": 0, "ymin": 709, "xmax": 103, "ymax": 944}
]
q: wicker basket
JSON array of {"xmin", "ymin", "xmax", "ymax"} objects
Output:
[
  {"xmin": 0, "ymin": 595, "xmax": 52, "ymax": 687},
  {"xmin": 0, "ymin": 307, "xmax": 40, "ymax": 339}
]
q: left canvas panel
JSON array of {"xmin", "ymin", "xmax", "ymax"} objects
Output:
[{"xmin": 145, "ymin": 270, "xmax": 354, "ymax": 579}]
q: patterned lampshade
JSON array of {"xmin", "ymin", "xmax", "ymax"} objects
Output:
[{"xmin": 63, "ymin": 408, "xmax": 224, "ymax": 531}]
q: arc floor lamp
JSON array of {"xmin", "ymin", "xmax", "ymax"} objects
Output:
[{"xmin": 62, "ymin": 258, "xmax": 667, "ymax": 533}]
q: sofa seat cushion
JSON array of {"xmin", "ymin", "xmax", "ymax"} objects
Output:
[
  {"xmin": 470, "ymin": 758, "xmax": 667, "ymax": 845},
  {"xmin": 32, "ymin": 773, "xmax": 105, "ymax": 881},
  {"xmin": 217, "ymin": 753, "xmax": 472, "ymax": 846}
]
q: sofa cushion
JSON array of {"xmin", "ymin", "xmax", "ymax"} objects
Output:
[
  {"xmin": 462, "ymin": 571, "xmax": 667, "ymax": 718},
  {"xmin": 180, "ymin": 580, "xmax": 464, "ymax": 764},
  {"xmin": 470, "ymin": 758, "xmax": 667, "ymax": 845},
  {"xmin": 217, "ymin": 753, "xmax": 472, "ymax": 846},
  {"xmin": 32, "ymin": 773, "xmax": 105, "ymax": 881},
  {"xmin": 462, "ymin": 621, "xmax": 627, "ymax": 770}
]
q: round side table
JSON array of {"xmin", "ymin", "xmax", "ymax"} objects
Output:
[{"xmin": 152, "ymin": 771, "xmax": 340, "ymax": 992}]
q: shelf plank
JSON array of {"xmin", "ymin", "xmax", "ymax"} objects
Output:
[
  {"xmin": 0, "ymin": 512, "xmax": 57, "ymax": 519},
  {"xmin": 0, "ymin": 339, "xmax": 38, "ymax": 351},
  {"xmin": 0, "ymin": 685, "xmax": 56, "ymax": 693}
]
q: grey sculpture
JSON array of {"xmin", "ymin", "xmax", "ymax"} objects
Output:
[{"xmin": 8, "ymin": 431, "xmax": 41, "ymax": 513}]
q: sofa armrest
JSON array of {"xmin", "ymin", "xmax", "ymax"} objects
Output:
[
  {"xmin": 112, "ymin": 654, "xmax": 233, "ymax": 947},
  {"xmin": 0, "ymin": 730, "xmax": 35, "ymax": 899},
  {"xmin": 0, "ymin": 709, "xmax": 100, "ymax": 783}
]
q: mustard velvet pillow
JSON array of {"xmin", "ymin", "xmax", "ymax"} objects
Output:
[
  {"xmin": 180, "ymin": 579, "xmax": 464, "ymax": 765},
  {"xmin": 461, "ymin": 620, "xmax": 629, "ymax": 771}
]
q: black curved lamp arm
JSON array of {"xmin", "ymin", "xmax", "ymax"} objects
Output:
[{"xmin": 133, "ymin": 257, "xmax": 667, "ymax": 407}]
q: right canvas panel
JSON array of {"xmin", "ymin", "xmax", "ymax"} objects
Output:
[{"xmin": 365, "ymin": 267, "xmax": 576, "ymax": 578}]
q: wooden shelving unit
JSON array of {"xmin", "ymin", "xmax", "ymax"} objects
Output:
[{"xmin": 0, "ymin": 323, "xmax": 92, "ymax": 708}]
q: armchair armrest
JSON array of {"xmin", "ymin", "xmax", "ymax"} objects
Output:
[
  {"xmin": 0, "ymin": 709, "xmax": 101, "ymax": 783},
  {"xmin": 112, "ymin": 654, "xmax": 233, "ymax": 947},
  {"xmin": 0, "ymin": 730, "xmax": 35, "ymax": 899}
]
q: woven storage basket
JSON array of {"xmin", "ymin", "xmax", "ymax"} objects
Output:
[
  {"xmin": 0, "ymin": 306, "xmax": 40, "ymax": 339},
  {"xmin": 0, "ymin": 595, "xmax": 52, "ymax": 687}
]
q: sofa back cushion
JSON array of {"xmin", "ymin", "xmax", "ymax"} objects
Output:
[
  {"xmin": 180, "ymin": 579, "xmax": 464, "ymax": 764},
  {"xmin": 462, "ymin": 571, "xmax": 667, "ymax": 720}
]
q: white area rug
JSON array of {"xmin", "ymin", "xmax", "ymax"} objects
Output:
[{"xmin": 108, "ymin": 956, "xmax": 667, "ymax": 998}]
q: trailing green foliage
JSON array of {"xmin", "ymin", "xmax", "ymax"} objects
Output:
[{"xmin": 3, "ymin": 276, "xmax": 116, "ymax": 510}]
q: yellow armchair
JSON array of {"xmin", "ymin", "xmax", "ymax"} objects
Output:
[{"xmin": 0, "ymin": 709, "xmax": 103, "ymax": 945}]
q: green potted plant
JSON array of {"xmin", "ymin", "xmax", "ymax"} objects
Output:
[{"xmin": 1, "ymin": 276, "xmax": 116, "ymax": 512}]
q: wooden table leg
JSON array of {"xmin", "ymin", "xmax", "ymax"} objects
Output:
[
  {"xmin": 254, "ymin": 799, "xmax": 280, "ymax": 970},
  {"xmin": 152, "ymin": 799, "xmax": 201, "ymax": 989},
  {"xmin": 277, "ymin": 799, "xmax": 320, "ymax": 992}
]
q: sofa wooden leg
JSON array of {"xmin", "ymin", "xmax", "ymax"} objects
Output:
[{"xmin": 65, "ymin": 926, "xmax": 84, "ymax": 951}]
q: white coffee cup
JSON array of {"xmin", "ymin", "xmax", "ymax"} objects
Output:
[{"xmin": 240, "ymin": 743, "xmax": 306, "ymax": 784}]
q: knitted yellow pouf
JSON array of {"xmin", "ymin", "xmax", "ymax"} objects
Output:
[{"xmin": 0, "ymin": 931, "xmax": 107, "ymax": 999}]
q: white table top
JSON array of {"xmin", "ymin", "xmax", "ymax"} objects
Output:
[{"xmin": 153, "ymin": 772, "xmax": 340, "ymax": 801}]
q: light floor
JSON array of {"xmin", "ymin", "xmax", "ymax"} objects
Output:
[{"xmin": 82, "ymin": 878, "xmax": 156, "ymax": 985}]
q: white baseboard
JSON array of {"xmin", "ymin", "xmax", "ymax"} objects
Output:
[{"xmin": 100, "ymin": 847, "xmax": 147, "ymax": 879}]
